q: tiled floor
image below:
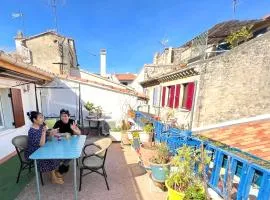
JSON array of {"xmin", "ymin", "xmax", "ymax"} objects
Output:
[{"xmin": 16, "ymin": 139, "xmax": 167, "ymax": 200}]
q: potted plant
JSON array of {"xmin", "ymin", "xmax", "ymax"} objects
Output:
[
  {"xmin": 149, "ymin": 143, "xmax": 171, "ymax": 182},
  {"xmin": 121, "ymin": 120, "xmax": 131, "ymax": 145},
  {"xmin": 165, "ymin": 145, "xmax": 210, "ymax": 200},
  {"xmin": 140, "ymin": 123, "xmax": 154, "ymax": 145},
  {"xmin": 84, "ymin": 102, "xmax": 96, "ymax": 117},
  {"xmin": 95, "ymin": 106, "xmax": 103, "ymax": 118}
]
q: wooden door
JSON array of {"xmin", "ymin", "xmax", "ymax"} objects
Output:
[{"xmin": 10, "ymin": 88, "xmax": 25, "ymax": 128}]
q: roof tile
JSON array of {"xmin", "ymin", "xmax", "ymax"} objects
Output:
[{"xmin": 199, "ymin": 119, "xmax": 270, "ymax": 161}]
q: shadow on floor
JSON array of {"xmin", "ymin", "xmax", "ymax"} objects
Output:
[{"xmin": 0, "ymin": 156, "xmax": 34, "ymax": 200}]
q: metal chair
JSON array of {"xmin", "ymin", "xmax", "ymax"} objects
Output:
[
  {"xmin": 79, "ymin": 138, "xmax": 112, "ymax": 191},
  {"xmin": 12, "ymin": 135, "xmax": 44, "ymax": 185}
]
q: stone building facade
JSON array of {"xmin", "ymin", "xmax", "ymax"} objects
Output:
[
  {"xmin": 140, "ymin": 19, "xmax": 270, "ymax": 130},
  {"xmin": 193, "ymin": 31, "xmax": 270, "ymax": 128},
  {"xmin": 15, "ymin": 31, "xmax": 78, "ymax": 75}
]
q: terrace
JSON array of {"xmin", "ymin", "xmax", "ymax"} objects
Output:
[{"xmin": 2, "ymin": 111, "xmax": 269, "ymax": 200}]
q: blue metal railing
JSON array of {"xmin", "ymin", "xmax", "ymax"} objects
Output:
[{"xmin": 135, "ymin": 111, "xmax": 270, "ymax": 200}]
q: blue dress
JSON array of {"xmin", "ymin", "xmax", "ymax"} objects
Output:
[{"xmin": 25, "ymin": 126, "xmax": 61, "ymax": 173}]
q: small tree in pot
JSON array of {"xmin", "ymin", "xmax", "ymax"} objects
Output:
[
  {"xmin": 149, "ymin": 143, "xmax": 171, "ymax": 183},
  {"xmin": 84, "ymin": 102, "xmax": 96, "ymax": 116},
  {"xmin": 165, "ymin": 145, "xmax": 210, "ymax": 200}
]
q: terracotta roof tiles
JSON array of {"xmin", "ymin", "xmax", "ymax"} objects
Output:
[
  {"xmin": 115, "ymin": 73, "xmax": 137, "ymax": 81},
  {"xmin": 199, "ymin": 120, "xmax": 270, "ymax": 161}
]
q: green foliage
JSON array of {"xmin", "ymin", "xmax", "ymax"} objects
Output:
[
  {"xmin": 132, "ymin": 131, "xmax": 140, "ymax": 139},
  {"xmin": 184, "ymin": 182, "xmax": 206, "ymax": 200},
  {"xmin": 84, "ymin": 102, "xmax": 103, "ymax": 116},
  {"xmin": 226, "ymin": 26, "xmax": 252, "ymax": 48},
  {"xmin": 143, "ymin": 123, "xmax": 154, "ymax": 134},
  {"xmin": 149, "ymin": 143, "xmax": 170, "ymax": 164},
  {"xmin": 84, "ymin": 102, "xmax": 96, "ymax": 113},
  {"xmin": 166, "ymin": 145, "xmax": 210, "ymax": 197},
  {"xmin": 111, "ymin": 127, "xmax": 121, "ymax": 132}
]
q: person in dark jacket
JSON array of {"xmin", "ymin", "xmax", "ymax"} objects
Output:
[{"xmin": 53, "ymin": 109, "xmax": 81, "ymax": 173}]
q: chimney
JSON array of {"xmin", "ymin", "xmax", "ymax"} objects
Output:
[
  {"xmin": 15, "ymin": 30, "xmax": 24, "ymax": 53},
  {"xmin": 100, "ymin": 49, "xmax": 106, "ymax": 76}
]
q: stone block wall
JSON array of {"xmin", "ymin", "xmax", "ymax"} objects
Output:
[{"xmin": 193, "ymin": 32, "xmax": 270, "ymax": 128}]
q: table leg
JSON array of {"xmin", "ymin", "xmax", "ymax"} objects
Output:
[
  {"xmin": 34, "ymin": 160, "xmax": 41, "ymax": 200},
  {"xmin": 88, "ymin": 121, "xmax": 91, "ymax": 135},
  {"xmin": 98, "ymin": 121, "xmax": 101, "ymax": 136},
  {"xmin": 73, "ymin": 159, "xmax": 78, "ymax": 200}
]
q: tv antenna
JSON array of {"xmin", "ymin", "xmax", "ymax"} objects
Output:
[
  {"xmin": 232, "ymin": 0, "xmax": 239, "ymax": 19},
  {"xmin": 158, "ymin": 35, "xmax": 169, "ymax": 53},
  {"xmin": 48, "ymin": 0, "xmax": 66, "ymax": 32},
  {"xmin": 12, "ymin": 11, "xmax": 25, "ymax": 32},
  {"xmin": 159, "ymin": 38, "xmax": 169, "ymax": 49}
]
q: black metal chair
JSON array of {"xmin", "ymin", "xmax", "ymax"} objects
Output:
[
  {"xmin": 79, "ymin": 138, "xmax": 112, "ymax": 191},
  {"xmin": 12, "ymin": 135, "xmax": 44, "ymax": 185}
]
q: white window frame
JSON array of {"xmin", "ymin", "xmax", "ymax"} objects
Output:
[{"xmin": 0, "ymin": 96, "xmax": 5, "ymax": 129}]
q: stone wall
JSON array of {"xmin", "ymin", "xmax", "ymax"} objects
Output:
[
  {"xmin": 24, "ymin": 34, "xmax": 77, "ymax": 75},
  {"xmin": 193, "ymin": 32, "xmax": 270, "ymax": 128}
]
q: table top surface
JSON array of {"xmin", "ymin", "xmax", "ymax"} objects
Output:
[
  {"xmin": 85, "ymin": 118, "xmax": 106, "ymax": 121},
  {"xmin": 30, "ymin": 135, "xmax": 86, "ymax": 160}
]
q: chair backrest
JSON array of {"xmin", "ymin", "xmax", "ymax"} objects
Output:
[
  {"xmin": 45, "ymin": 118, "xmax": 57, "ymax": 129},
  {"xmin": 94, "ymin": 138, "xmax": 112, "ymax": 157},
  {"xmin": 12, "ymin": 135, "xmax": 28, "ymax": 163},
  {"xmin": 12, "ymin": 135, "xmax": 28, "ymax": 150}
]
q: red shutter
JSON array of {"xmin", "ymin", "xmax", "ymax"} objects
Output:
[
  {"xmin": 169, "ymin": 85, "xmax": 175, "ymax": 108},
  {"xmin": 174, "ymin": 84, "xmax": 181, "ymax": 108},
  {"xmin": 185, "ymin": 82, "xmax": 195, "ymax": 110},
  {"xmin": 161, "ymin": 87, "xmax": 166, "ymax": 107},
  {"xmin": 10, "ymin": 88, "xmax": 25, "ymax": 128}
]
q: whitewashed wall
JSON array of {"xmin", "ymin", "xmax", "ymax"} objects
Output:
[
  {"xmin": 39, "ymin": 79, "xmax": 145, "ymax": 127},
  {"xmin": 0, "ymin": 83, "xmax": 37, "ymax": 160}
]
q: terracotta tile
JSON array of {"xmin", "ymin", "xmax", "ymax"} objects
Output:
[{"xmin": 200, "ymin": 119, "xmax": 270, "ymax": 161}]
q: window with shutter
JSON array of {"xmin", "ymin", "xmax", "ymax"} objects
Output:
[
  {"xmin": 168, "ymin": 85, "xmax": 175, "ymax": 108},
  {"xmin": 161, "ymin": 87, "xmax": 166, "ymax": 107},
  {"xmin": 182, "ymin": 82, "xmax": 195, "ymax": 111},
  {"xmin": 152, "ymin": 87, "xmax": 156, "ymax": 106},
  {"xmin": 174, "ymin": 84, "xmax": 181, "ymax": 108},
  {"xmin": 10, "ymin": 88, "xmax": 25, "ymax": 128}
]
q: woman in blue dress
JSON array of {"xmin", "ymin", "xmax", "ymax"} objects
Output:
[{"xmin": 25, "ymin": 111, "xmax": 64, "ymax": 184}]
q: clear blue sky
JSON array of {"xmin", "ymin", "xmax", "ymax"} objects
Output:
[{"xmin": 0, "ymin": 0, "xmax": 269, "ymax": 73}]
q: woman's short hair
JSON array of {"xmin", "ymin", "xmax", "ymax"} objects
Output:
[
  {"xmin": 60, "ymin": 109, "xmax": 70, "ymax": 116},
  {"xmin": 27, "ymin": 111, "xmax": 42, "ymax": 122}
]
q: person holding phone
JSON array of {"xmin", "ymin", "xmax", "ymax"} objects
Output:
[{"xmin": 53, "ymin": 109, "xmax": 81, "ymax": 174}]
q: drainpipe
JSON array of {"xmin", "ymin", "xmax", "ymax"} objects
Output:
[
  {"xmin": 189, "ymin": 80, "xmax": 198, "ymax": 130},
  {"xmin": 157, "ymin": 85, "xmax": 162, "ymax": 118},
  {"xmin": 34, "ymin": 84, "xmax": 39, "ymax": 112}
]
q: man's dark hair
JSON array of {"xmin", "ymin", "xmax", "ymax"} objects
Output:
[{"xmin": 60, "ymin": 109, "xmax": 70, "ymax": 116}]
